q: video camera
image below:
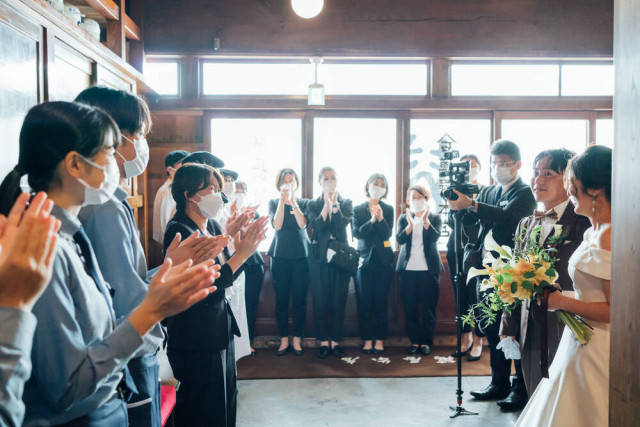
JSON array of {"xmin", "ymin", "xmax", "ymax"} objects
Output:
[{"xmin": 436, "ymin": 135, "xmax": 479, "ymax": 201}]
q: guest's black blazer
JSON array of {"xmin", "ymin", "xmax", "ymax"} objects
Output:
[
  {"xmin": 306, "ymin": 195, "xmax": 353, "ymax": 263},
  {"xmin": 266, "ymin": 198, "xmax": 310, "ymax": 259},
  {"xmin": 163, "ymin": 211, "xmax": 241, "ymax": 360},
  {"xmin": 351, "ymin": 200, "xmax": 395, "ymax": 268},
  {"xmin": 395, "ymin": 212, "xmax": 444, "ymax": 273}
]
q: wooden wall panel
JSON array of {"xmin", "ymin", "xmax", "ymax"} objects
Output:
[
  {"xmin": 610, "ymin": 0, "xmax": 640, "ymax": 424},
  {"xmin": 0, "ymin": 3, "xmax": 40, "ymax": 180},
  {"xmin": 144, "ymin": 0, "xmax": 613, "ymax": 58}
]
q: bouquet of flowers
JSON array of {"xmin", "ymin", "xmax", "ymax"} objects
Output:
[{"xmin": 462, "ymin": 226, "xmax": 593, "ymax": 345}]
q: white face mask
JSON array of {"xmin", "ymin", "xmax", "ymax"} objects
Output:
[
  {"xmin": 230, "ymin": 193, "xmax": 246, "ymax": 209},
  {"xmin": 410, "ymin": 199, "xmax": 428, "ymax": 213},
  {"xmin": 469, "ymin": 166, "xmax": 480, "ymax": 182},
  {"xmin": 322, "ymin": 179, "xmax": 337, "ymax": 193},
  {"xmin": 77, "ymin": 155, "xmax": 120, "ymax": 206},
  {"xmin": 491, "ymin": 166, "xmax": 514, "ymax": 185},
  {"xmin": 116, "ymin": 135, "xmax": 149, "ymax": 179},
  {"xmin": 368, "ymin": 184, "xmax": 386, "ymax": 200},
  {"xmin": 222, "ymin": 181, "xmax": 236, "ymax": 198},
  {"xmin": 280, "ymin": 182, "xmax": 293, "ymax": 192},
  {"xmin": 196, "ymin": 192, "xmax": 224, "ymax": 218}
]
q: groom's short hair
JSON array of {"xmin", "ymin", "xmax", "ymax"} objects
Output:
[{"xmin": 534, "ymin": 148, "xmax": 576, "ymax": 174}]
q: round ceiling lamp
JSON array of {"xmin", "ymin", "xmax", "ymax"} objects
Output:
[{"xmin": 291, "ymin": 0, "xmax": 324, "ymax": 19}]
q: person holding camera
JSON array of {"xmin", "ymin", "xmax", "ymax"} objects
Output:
[
  {"xmin": 396, "ymin": 185, "xmax": 443, "ymax": 356},
  {"xmin": 352, "ymin": 173, "xmax": 395, "ymax": 354},
  {"xmin": 306, "ymin": 167, "xmax": 353, "ymax": 358},
  {"xmin": 446, "ymin": 154, "xmax": 485, "ymax": 362},
  {"xmin": 448, "ymin": 140, "xmax": 536, "ymax": 405},
  {"xmin": 267, "ymin": 169, "xmax": 310, "ymax": 356}
]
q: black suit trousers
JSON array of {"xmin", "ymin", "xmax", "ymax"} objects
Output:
[
  {"xmin": 173, "ymin": 339, "xmax": 237, "ymax": 427},
  {"xmin": 356, "ymin": 263, "xmax": 393, "ymax": 341},
  {"xmin": 270, "ymin": 257, "xmax": 309, "ymax": 338},
  {"xmin": 399, "ymin": 270, "xmax": 440, "ymax": 346},
  {"xmin": 244, "ymin": 263, "xmax": 265, "ymax": 343},
  {"xmin": 310, "ymin": 261, "xmax": 350, "ymax": 342}
]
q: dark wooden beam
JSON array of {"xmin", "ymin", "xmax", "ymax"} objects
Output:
[{"xmin": 106, "ymin": 0, "xmax": 125, "ymax": 59}]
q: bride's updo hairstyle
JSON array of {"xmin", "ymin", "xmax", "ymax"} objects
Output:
[{"xmin": 568, "ymin": 145, "xmax": 612, "ymax": 202}]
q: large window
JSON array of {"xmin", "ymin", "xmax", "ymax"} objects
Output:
[
  {"xmin": 596, "ymin": 119, "xmax": 614, "ymax": 148},
  {"xmin": 451, "ymin": 64, "xmax": 560, "ymax": 96},
  {"xmin": 210, "ymin": 118, "xmax": 302, "ymax": 250},
  {"xmin": 143, "ymin": 60, "xmax": 179, "ymax": 96},
  {"xmin": 313, "ymin": 118, "xmax": 397, "ymax": 245},
  {"xmin": 201, "ymin": 60, "xmax": 428, "ymax": 96},
  {"xmin": 561, "ymin": 64, "xmax": 614, "ymax": 96},
  {"xmin": 500, "ymin": 118, "xmax": 589, "ymax": 184}
]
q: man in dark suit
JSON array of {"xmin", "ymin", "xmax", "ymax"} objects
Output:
[
  {"xmin": 449, "ymin": 139, "xmax": 537, "ymax": 406},
  {"xmin": 498, "ymin": 148, "xmax": 591, "ymax": 410}
]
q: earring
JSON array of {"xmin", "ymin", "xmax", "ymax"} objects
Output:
[{"xmin": 592, "ymin": 196, "xmax": 596, "ymax": 215}]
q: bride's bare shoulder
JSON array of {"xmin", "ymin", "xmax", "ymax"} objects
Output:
[{"xmin": 595, "ymin": 225, "xmax": 611, "ymax": 251}]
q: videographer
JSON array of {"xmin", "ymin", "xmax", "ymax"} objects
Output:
[
  {"xmin": 445, "ymin": 154, "xmax": 485, "ymax": 362},
  {"xmin": 448, "ymin": 140, "xmax": 536, "ymax": 408}
]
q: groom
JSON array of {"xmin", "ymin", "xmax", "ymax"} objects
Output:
[{"xmin": 499, "ymin": 148, "xmax": 590, "ymax": 409}]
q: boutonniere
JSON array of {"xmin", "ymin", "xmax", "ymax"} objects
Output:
[{"xmin": 545, "ymin": 224, "xmax": 566, "ymax": 250}]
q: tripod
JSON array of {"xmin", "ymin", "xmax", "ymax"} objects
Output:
[{"xmin": 449, "ymin": 210, "xmax": 478, "ymax": 418}]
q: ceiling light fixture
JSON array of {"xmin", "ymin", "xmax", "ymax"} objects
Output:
[
  {"xmin": 308, "ymin": 55, "xmax": 325, "ymax": 106},
  {"xmin": 291, "ymin": 0, "xmax": 324, "ymax": 19}
]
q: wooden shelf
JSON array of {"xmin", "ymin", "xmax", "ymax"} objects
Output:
[{"xmin": 65, "ymin": 0, "xmax": 141, "ymax": 41}]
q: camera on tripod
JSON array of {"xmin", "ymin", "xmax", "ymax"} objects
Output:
[{"xmin": 439, "ymin": 153, "xmax": 480, "ymax": 201}]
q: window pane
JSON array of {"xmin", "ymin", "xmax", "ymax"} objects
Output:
[
  {"xmin": 500, "ymin": 119, "xmax": 588, "ymax": 185},
  {"xmin": 451, "ymin": 64, "xmax": 559, "ymax": 96},
  {"xmin": 319, "ymin": 63, "xmax": 428, "ymax": 95},
  {"xmin": 410, "ymin": 119, "xmax": 492, "ymax": 248},
  {"xmin": 211, "ymin": 118, "xmax": 302, "ymax": 250},
  {"xmin": 313, "ymin": 118, "xmax": 397, "ymax": 246},
  {"xmin": 596, "ymin": 119, "xmax": 614, "ymax": 148},
  {"xmin": 203, "ymin": 63, "xmax": 309, "ymax": 95},
  {"xmin": 561, "ymin": 65, "xmax": 614, "ymax": 96},
  {"xmin": 143, "ymin": 61, "xmax": 179, "ymax": 95}
]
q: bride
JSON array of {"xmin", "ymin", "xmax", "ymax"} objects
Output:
[{"xmin": 515, "ymin": 145, "xmax": 612, "ymax": 426}]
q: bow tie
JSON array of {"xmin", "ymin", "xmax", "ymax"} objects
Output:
[{"xmin": 534, "ymin": 209, "xmax": 558, "ymax": 221}]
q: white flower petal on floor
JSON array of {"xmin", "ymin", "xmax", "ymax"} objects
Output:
[{"xmin": 402, "ymin": 356, "xmax": 422, "ymax": 364}]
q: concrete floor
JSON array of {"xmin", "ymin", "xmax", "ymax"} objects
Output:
[{"xmin": 237, "ymin": 376, "xmax": 521, "ymax": 427}]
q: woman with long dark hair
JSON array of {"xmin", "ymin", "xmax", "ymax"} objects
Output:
[{"xmin": 0, "ymin": 101, "xmax": 217, "ymax": 426}]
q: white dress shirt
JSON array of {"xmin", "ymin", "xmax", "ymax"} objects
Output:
[
  {"xmin": 153, "ymin": 179, "xmax": 175, "ymax": 244},
  {"xmin": 540, "ymin": 199, "xmax": 569, "ymax": 243}
]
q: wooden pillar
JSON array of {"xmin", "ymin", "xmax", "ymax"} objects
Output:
[
  {"xmin": 128, "ymin": 0, "xmax": 145, "ymax": 72},
  {"xmin": 106, "ymin": 0, "xmax": 126, "ymax": 60},
  {"xmin": 610, "ymin": 0, "xmax": 640, "ymax": 424}
]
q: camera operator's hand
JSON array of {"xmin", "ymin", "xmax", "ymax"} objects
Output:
[{"xmin": 448, "ymin": 190, "xmax": 473, "ymax": 211}]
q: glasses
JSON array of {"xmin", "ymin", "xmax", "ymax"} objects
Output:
[{"xmin": 490, "ymin": 161, "xmax": 515, "ymax": 168}]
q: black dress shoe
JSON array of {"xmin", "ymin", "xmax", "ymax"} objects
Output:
[
  {"xmin": 469, "ymin": 383, "xmax": 510, "ymax": 400},
  {"xmin": 372, "ymin": 348, "xmax": 384, "ymax": 355},
  {"xmin": 451, "ymin": 342, "xmax": 473, "ymax": 358},
  {"xmin": 420, "ymin": 345, "xmax": 431, "ymax": 356},
  {"xmin": 362, "ymin": 347, "xmax": 374, "ymax": 355},
  {"xmin": 467, "ymin": 353, "xmax": 482, "ymax": 362},
  {"xmin": 276, "ymin": 346, "xmax": 290, "ymax": 356},
  {"xmin": 497, "ymin": 391, "xmax": 528, "ymax": 411},
  {"xmin": 332, "ymin": 346, "xmax": 346, "ymax": 358},
  {"xmin": 318, "ymin": 345, "xmax": 329, "ymax": 359},
  {"xmin": 408, "ymin": 345, "xmax": 419, "ymax": 355}
]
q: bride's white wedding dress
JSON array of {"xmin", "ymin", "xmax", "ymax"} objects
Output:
[{"xmin": 515, "ymin": 228, "xmax": 611, "ymax": 426}]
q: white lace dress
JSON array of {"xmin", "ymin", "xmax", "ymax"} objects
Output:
[{"xmin": 515, "ymin": 229, "xmax": 611, "ymax": 426}]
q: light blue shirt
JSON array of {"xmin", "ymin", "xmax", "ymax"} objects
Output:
[
  {"xmin": 79, "ymin": 187, "xmax": 164, "ymax": 356},
  {"xmin": 0, "ymin": 308, "xmax": 37, "ymax": 427},
  {"xmin": 23, "ymin": 205, "xmax": 143, "ymax": 426}
]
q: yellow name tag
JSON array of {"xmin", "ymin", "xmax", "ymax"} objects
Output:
[{"xmin": 383, "ymin": 241, "xmax": 391, "ymax": 248}]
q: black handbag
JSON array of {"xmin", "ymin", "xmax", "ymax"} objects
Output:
[{"xmin": 327, "ymin": 239, "xmax": 360, "ymax": 276}]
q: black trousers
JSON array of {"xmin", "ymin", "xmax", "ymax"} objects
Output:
[
  {"xmin": 173, "ymin": 340, "xmax": 237, "ymax": 427},
  {"xmin": 355, "ymin": 263, "xmax": 393, "ymax": 341},
  {"xmin": 126, "ymin": 353, "xmax": 160, "ymax": 427},
  {"xmin": 446, "ymin": 249, "xmax": 473, "ymax": 334},
  {"xmin": 399, "ymin": 270, "xmax": 440, "ymax": 346},
  {"xmin": 310, "ymin": 261, "xmax": 350, "ymax": 342},
  {"xmin": 270, "ymin": 257, "xmax": 309, "ymax": 337},
  {"xmin": 244, "ymin": 263, "xmax": 265, "ymax": 344}
]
